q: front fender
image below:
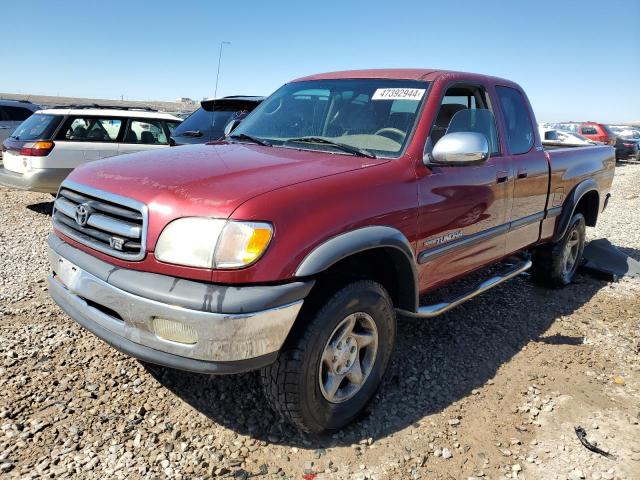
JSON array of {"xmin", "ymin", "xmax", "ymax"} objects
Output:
[{"xmin": 295, "ymin": 226, "xmax": 419, "ymax": 311}]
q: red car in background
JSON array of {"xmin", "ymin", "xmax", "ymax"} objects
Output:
[{"xmin": 578, "ymin": 122, "xmax": 616, "ymax": 145}]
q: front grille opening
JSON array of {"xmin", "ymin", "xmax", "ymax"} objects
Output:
[
  {"xmin": 59, "ymin": 189, "xmax": 142, "ymax": 222},
  {"xmin": 82, "ymin": 297, "xmax": 124, "ymax": 322},
  {"xmin": 52, "ymin": 187, "xmax": 145, "ymax": 260}
]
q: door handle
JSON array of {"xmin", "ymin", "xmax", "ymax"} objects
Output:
[
  {"xmin": 517, "ymin": 168, "xmax": 528, "ymax": 179},
  {"xmin": 496, "ymin": 171, "xmax": 509, "ymax": 183}
]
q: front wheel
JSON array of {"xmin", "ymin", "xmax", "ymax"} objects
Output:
[
  {"xmin": 531, "ymin": 212, "xmax": 586, "ymax": 287},
  {"xmin": 260, "ymin": 280, "xmax": 396, "ymax": 435}
]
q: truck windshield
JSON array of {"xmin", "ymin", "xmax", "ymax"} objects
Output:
[{"xmin": 232, "ymin": 79, "xmax": 430, "ymax": 158}]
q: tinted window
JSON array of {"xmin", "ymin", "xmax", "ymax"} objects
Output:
[
  {"xmin": 4, "ymin": 106, "xmax": 34, "ymax": 121},
  {"xmin": 60, "ymin": 117, "xmax": 122, "ymax": 142},
  {"xmin": 581, "ymin": 126, "xmax": 597, "ymax": 135},
  {"xmin": 173, "ymin": 107, "xmax": 243, "ymax": 140},
  {"xmin": 10, "ymin": 114, "xmax": 62, "ymax": 141},
  {"xmin": 496, "ymin": 86, "xmax": 534, "ymax": 155},
  {"xmin": 125, "ymin": 119, "xmax": 168, "ymax": 145},
  {"xmin": 173, "ymin": 108, "xmax": 211, "ymax": 136}
]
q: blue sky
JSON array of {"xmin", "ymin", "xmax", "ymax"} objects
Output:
[{"xmin": 2, "ymin": 0, "xmax": 639, "ymax": 122}]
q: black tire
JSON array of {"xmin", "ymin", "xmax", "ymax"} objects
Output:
[
  {"xmin": 531, "ymin": 212, "xmax": 586, "ymax": 287},
  {"xmin": 260, "ymin": 280, "xmax": 396, "ymax": 435}
]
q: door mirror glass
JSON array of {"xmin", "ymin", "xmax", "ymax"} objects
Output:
[{"xmin": 428, "ymin": 131, "xmax": 489, "ymax": 165}]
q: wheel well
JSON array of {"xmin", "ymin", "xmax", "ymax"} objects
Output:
[
  {"xmin": 574, "ymin": 190, "xmax": 599, "ymax": 227},
  {"xmin": 306, "ymin": 247, "xmax": 417, "ymax": 313}
]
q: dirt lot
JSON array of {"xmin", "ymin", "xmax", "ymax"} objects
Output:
[{"xmin": 0, "ymin": 165, "xmax": 639, "ymax": 480}]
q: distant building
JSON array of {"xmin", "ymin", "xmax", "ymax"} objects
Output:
[{"xmin": 176, "ymin": 97, "xmax": 195, "ymax": 103}]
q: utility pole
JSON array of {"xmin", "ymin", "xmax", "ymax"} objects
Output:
[{"xmin": 214, "ymin": 41, "xmax": 231, "ymax": 98}]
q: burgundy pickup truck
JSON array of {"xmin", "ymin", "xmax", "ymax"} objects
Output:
[{"xmin": 47, "ymin": 69, "xmax": 615, "ymax": 434}]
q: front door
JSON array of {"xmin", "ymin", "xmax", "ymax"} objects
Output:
[{"xmin": 416, "ymin": 83, "xmax": 514, "ymax": 292}]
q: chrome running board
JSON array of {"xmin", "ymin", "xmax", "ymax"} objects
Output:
[{"xmin": 396, "ymin": 258, "xmax": 532, "ymax": 318}]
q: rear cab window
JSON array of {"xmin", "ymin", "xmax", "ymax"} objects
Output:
[
  {"xmin": 58, "ymin": 117, "xmax": 123, "ymax": 142},
  {"xmin": 496, "ymin": 86, "xmax": 534, "ymax": 155},
  {"xmin": 9, "ymin": 113, "xmax": 63, "ymax": 141}
]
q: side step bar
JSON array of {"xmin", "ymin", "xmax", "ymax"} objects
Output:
[{"xmin": 396, "ymin": 258, "xmax": 532, "ymax": 318}]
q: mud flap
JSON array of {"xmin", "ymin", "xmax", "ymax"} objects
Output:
[{"xmin": 581, "ymin": 238, "xmax": 640, "ymax": 281}]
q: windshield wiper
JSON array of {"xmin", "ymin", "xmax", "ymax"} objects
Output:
[
  {"xmin": 228, "ymin": 133, "xmax": 272, "ymax": 147},
  {"xmin": 285, "ymin": 137, "xmax": 376, "ymax": 159}
]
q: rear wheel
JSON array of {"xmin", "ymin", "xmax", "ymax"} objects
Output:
[
  {"xmin": 260, "ymin": 280, "xmax": 396, "ymax": 435},
  {"xmin": 531, "ymin": 212, "xmax": 586, "ymax": 287}
]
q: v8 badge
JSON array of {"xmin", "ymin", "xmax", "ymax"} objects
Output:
[{"xmin": 109, "ymin": 237, "xmax": 125, "ymax": 251}]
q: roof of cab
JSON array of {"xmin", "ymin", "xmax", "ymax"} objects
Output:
[{"xmin": 291, "ymin": 68, "xmax": 518, "ymax": 87}]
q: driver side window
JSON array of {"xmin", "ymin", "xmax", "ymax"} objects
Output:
[{"xmin": 426, "ymin": 85, "xmax": 500, "ymax": 156}]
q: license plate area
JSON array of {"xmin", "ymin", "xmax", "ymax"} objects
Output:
[{"xmin": 54, "ymin": 256, "xmax": 82, "ymax": 290}]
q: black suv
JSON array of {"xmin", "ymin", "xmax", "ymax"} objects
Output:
[{"xmin": 169, "ymin": 96, "xmax": 263, "ymax": 146}]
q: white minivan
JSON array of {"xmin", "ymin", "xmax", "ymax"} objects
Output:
[{"xmin": 0, "ymin": 105, "xmax": 181, "ymax": 193}]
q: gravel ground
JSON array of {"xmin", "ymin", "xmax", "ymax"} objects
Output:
[{"xmin": 0, "ymin": 165, "xmax": 639, "ymax": 479}]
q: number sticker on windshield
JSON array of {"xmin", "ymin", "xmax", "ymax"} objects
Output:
[{"xmin": 372, "ymin": 88, "xmax": 426, "ymax": 101}]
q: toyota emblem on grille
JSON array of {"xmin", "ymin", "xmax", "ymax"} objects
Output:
[{"xmin": 74, "ymin": 203, "xmax": 91, "ymax": 226}]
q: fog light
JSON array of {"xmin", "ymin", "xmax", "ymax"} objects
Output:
[{"xmin": 152, "ymin": 318, "xmax": 198, "ymax": 344}]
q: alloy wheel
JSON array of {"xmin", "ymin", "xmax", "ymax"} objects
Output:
[{"xmin": 319, "ymin": 312, "xmax": 379, "ymax": 403}]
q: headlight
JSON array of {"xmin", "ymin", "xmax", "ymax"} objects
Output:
[
  {"xmin": 155, "ymin": 217, "xmax": 273, "ymax": 269},
  {"xmin": 155, "ymin": 218, "xmax": 226, "ymax": 268},
  {"xmin": 214, "ymin": 221, "xmax": 273, "ymax": 268}
]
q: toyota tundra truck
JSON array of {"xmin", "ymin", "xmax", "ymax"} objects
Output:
[{"xmin": 47, "ymin": 69, "xmax": 615, "ymax": 435}]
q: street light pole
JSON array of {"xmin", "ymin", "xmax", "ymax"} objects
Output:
[{"xmin": 214, "ymin": 41, "xmax": 231, "ymax": 98}]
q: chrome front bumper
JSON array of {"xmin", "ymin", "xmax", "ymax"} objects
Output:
[{"xmin": 47, "ymin": 239, "xmax": 305, "ymax": 373}]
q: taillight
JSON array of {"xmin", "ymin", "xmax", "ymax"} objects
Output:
[{"xmin": 20, "ymin": 141, "xmax": 55, "ymax": 156}]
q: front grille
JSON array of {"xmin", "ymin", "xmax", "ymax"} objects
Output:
[{"xmin": 52, "ymin": 182, "xmax": 147, "ymax": 261}]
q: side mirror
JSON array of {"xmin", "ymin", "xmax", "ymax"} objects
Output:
[
  {"xmin": 427, "ymin": 132, "xmax": 489, "ymax": 165},
  {"xmin": 224, "ymin": 119, "xmax": 243, "ymax": 136}
]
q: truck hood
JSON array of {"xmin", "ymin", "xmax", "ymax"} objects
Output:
[{"xmin": 68, "ymin": 142, "xmax": 386, "ymax": 219}]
